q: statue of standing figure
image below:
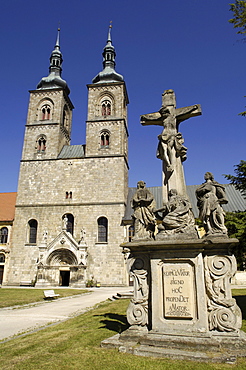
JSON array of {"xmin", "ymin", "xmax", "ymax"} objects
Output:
[
  {"xmin": 196, "ymin": 172, "xmax": 228, "ymax": 236},
  {"xmin": 131, "ymin": 181, "xmax": 156, "ymax": 240}
]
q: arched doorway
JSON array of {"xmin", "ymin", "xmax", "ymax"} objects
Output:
[{"xmin": 47, "ymin": 249, "xmax": 77, "ymax": 287}]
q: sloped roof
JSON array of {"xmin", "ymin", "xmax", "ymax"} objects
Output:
[
  {"xmin": 187, "ymin": 184, "xmax": 246, "ymax": 217},
  {"xmin": 0, "ymin": 192, "xmax": 17, "ymax": 221},
  {"xmin": 123, "ymin": 184, "xmax": 246, "ymax": 221},
  {"xmin": 57, "ymin": 145, "xmax": 85, "ymax": 159}
]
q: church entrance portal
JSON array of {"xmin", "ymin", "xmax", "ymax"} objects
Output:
[{"xmin": 60, "ymin": 270, "xmax": 70, "ymax": 286}]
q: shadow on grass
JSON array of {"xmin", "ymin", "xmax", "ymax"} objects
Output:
[
  {"xmin": 234, "ymin": 295, "xmax": 246, "ymax": 320},
  {"xmin": 97, "ymin": 312, "xmax": 130, "ymax": 334}
]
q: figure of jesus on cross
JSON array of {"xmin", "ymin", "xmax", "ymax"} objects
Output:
[{"xmin": 141, "ymin": 89, "xmax": 202, "ymax": 203}]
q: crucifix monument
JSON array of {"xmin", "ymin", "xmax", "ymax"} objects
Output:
[
  {"xmin": 102, "ymin": 89, "xmax": 246, "ymax": 364},
  {"xmin": 141, "ymin": 89, "xmax": 201, "ymax": 203}
]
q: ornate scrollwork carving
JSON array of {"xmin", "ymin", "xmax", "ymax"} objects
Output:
[
  {"xmin": 126, "ymin": 255, "xmax": 149, "ymax": 327},
  {"xmin": 204, "ymin": 254, "xmax": 242, "ymax": 332}
]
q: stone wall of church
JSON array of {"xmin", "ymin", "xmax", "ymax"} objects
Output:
[
  {"xmin": 86, "ymin": 120, "xmax": 128, "ymax": 158},
  {"xmin": 22, "ymin": 89, "xmax": 73, "ymax": 161},
  {"xmin": 26, "ymin": 89, "xmax": 72, "ymax": 126},
  {"xmin": 6, "ymin": 203, "xmax": 127, "ymax": 286},
  {"xmin": 16, "ymin": 156, "xmax": 128, "ymax": 205},
  {"xmin": 6, "ymin": 156, "xmax": 128, "ymax": 286},
  {"xmin": 86, "ymin": 82, "xmax": 128, "ymax": 158},
  {"xmin": 22, "ymin": 124, "xmax": 69, "ymax": 161},
  {"xmin": 87, "ymin": 82, "xmax": 127, "ymax": 121}
]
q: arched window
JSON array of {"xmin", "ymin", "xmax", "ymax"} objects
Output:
[
  {"xmin": 63, "ymin": 214, "xmax": 74, "ymax": 235},
  {"xmin": 37, "ymin": 136, "xmax": 46, "ymax": 153},
  {"xmin": 101, "ymin": 100, "xmax": 111, "ymax": 116},
  {"xmin": 98, "ymin": 217, "xmax": 108, "ymax": 243},
  {"xmin": 0, "ymin": 253, "xmax": 5, "ymax": 285},
  {"xmin": 100, "ymin": 131, "xmax": 110, "ymax": 148},
  {"xmin": 41, "ymin": 105, "xmax": 51, "ymax": 120},
  {"xmin": 28, "ymin": 219, "xmax": 38, "ymax": 244},
  {"xmin": 0, "ymin": 228, "xmax": 8, "ymax": 244}
]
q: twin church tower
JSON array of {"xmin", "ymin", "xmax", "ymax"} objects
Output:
[{"xmin": 6, "ymin": 27, "xmax": 130, "ymax": 287}]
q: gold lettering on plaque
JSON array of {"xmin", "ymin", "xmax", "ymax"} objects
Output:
[{"xmin": 163, "ymin": 263, "xmax": 194, "ymax": 319}]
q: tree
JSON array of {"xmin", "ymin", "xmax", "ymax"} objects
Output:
[
  {"xmin": 224, "ymin": 160, "xmax": 246, "ymax": 197},
  {"xmin": 224, "ymin": 160, "xmax": 246, "ymax": 270},
  {"xmin": 229, "ymin": 1, "xmax": 246, "ymax": 115},
  {"xmin": 225, "ymin": 211, "xmax": 246, "ymax": 270},
  {"xmin": 229, "ymin": 0, "xmax": 246, "ymax": 35}
]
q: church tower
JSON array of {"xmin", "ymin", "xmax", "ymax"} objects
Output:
[
  {"xmin": 86, "ymin": 25, "xmax": 129, "ymax": 179},
  {"xmin": 83, "ymin": 25, "xmax": 129, "ymax": 284},
  {"xmin": 22, "ymin": 29, "xmax": 73, "ymax": 162}
]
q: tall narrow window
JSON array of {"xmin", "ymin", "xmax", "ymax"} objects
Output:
[
  {"xmin": 100, "ymin": 131, "xmax": 110, "ymax": 148},
  {"xmin": 0, "ymin": 227, "xmax": 8, "ymax": 244},
  {"xmin": 37, "ymin": 136, "xmax": 46, "ymax": 153},
  {"xmin": 28, "ymin": 220, "xmax": 38, "ymax": 244},
  {"xmin": 101, "ymin": 100, "xmax": 111, "ymax": 116},
  {"xmin": 106, "ymin": 103, "xmax": 111, "ymax": 115},
  {"xmin": 63, "ymin": 214, "xmax": 74, "ymax": 235},
  {"xmin": 98, "ymin": 217, "xmax": 108, "ymax": 243},
  {"xmin": 62, "ymin": 105, "xmax": 69, "ymax": 130},
  {"xmin": 41, "ymin": 105, "xmax": 51, "ymax": 120},
  {"xmin": 102, "ymin": 103, "xmax": 106, "ymax": 116},
  {"xmin": 128, "ymin": 225, "xmax": 134, "ymax": 242}
]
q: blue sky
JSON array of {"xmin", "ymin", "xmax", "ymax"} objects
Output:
[{"xmin": 1, "ymin": 0, "xmax": 245, "ymax": 192}]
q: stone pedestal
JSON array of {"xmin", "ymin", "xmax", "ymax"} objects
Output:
[{"xmin": 101, "ymin": 237, "xmax": 246, "ymax": 363}]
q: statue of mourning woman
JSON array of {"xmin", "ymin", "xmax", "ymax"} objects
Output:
[
  {"xmin": 195, "ymin": 172, "xmax": 228, "ymax": 236},
  {"xmin": 155, "ymin": 188, "xmax": 197, "ymax": 239},
  {"xmin": 131, "ymin": 181, "xmax": 156, "ymax": 240}
]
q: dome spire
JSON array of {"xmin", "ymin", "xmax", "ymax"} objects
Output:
[
  {"xmin": 37, "ymin": 28, "xmax": 70, "ymax": 94},
  {"xmin": 107, "ymin": 21, "xmax": 112, "ymax": 42},
  {"xmin": 56, "ymin": 27, "xmax": 60, "ymax": 48},
  {"xmin": 92, "ymin": 23, "xmax": 124, "ymax": 84},
  {"xmin": 49, "ymin": 28, "xmax": 63, "ymax": 75}
]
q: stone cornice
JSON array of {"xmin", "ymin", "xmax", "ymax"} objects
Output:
[{"xmin": 15, "ymin": 201, "xmax": 127, "ymax": 208}]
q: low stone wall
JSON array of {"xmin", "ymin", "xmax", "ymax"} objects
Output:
[{"xmin": 232, "ymin": 271, "xmax": 246, "ymax": 286}]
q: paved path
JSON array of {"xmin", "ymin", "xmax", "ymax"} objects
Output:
[{"xmin": 0, "ymin": 287, "xmax": 131, "ymax": 341}]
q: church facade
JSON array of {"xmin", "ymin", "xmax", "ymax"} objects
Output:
[{"xmin": 4, "ymin": 28, "xmax": 130, "ymax": 287}]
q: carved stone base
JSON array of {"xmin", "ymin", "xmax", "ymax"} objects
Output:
[
  {"xmin": 102, "ymin": 237, "xmax": 245, "ymax": 363},
  {"xmin": 101, "ymin": 330, "xmax": 246, "ymax": 363}
]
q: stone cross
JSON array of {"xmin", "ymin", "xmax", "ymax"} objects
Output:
[{"xmin": 141, "ymin": 89, "xmax": 201, "ymax": 203}]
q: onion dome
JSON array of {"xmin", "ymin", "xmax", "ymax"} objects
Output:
[
  {"xmin": 92, "ymin": 23, "xmax": 124, "ymax": 84},
  {"xmin": 37, "ymin": 29, "xmax": 70, "ymax": 94}
]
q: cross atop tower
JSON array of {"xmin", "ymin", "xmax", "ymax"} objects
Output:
[{"xmin": 141, "ymin": 89, "xmax": 201, "ymax": 204}]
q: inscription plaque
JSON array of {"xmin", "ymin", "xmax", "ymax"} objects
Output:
[{"xmin": 163, "ymin": 262, "xmax": 195, "ymax": 319}]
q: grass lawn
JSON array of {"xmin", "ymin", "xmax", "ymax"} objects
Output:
[
  {"xmin": 0, "ymin": 288, "xmax": 88, "ymax": 308},
  {"xmin": 0, "ymin": 290, "xmax": 245, "ymax": 369}
]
